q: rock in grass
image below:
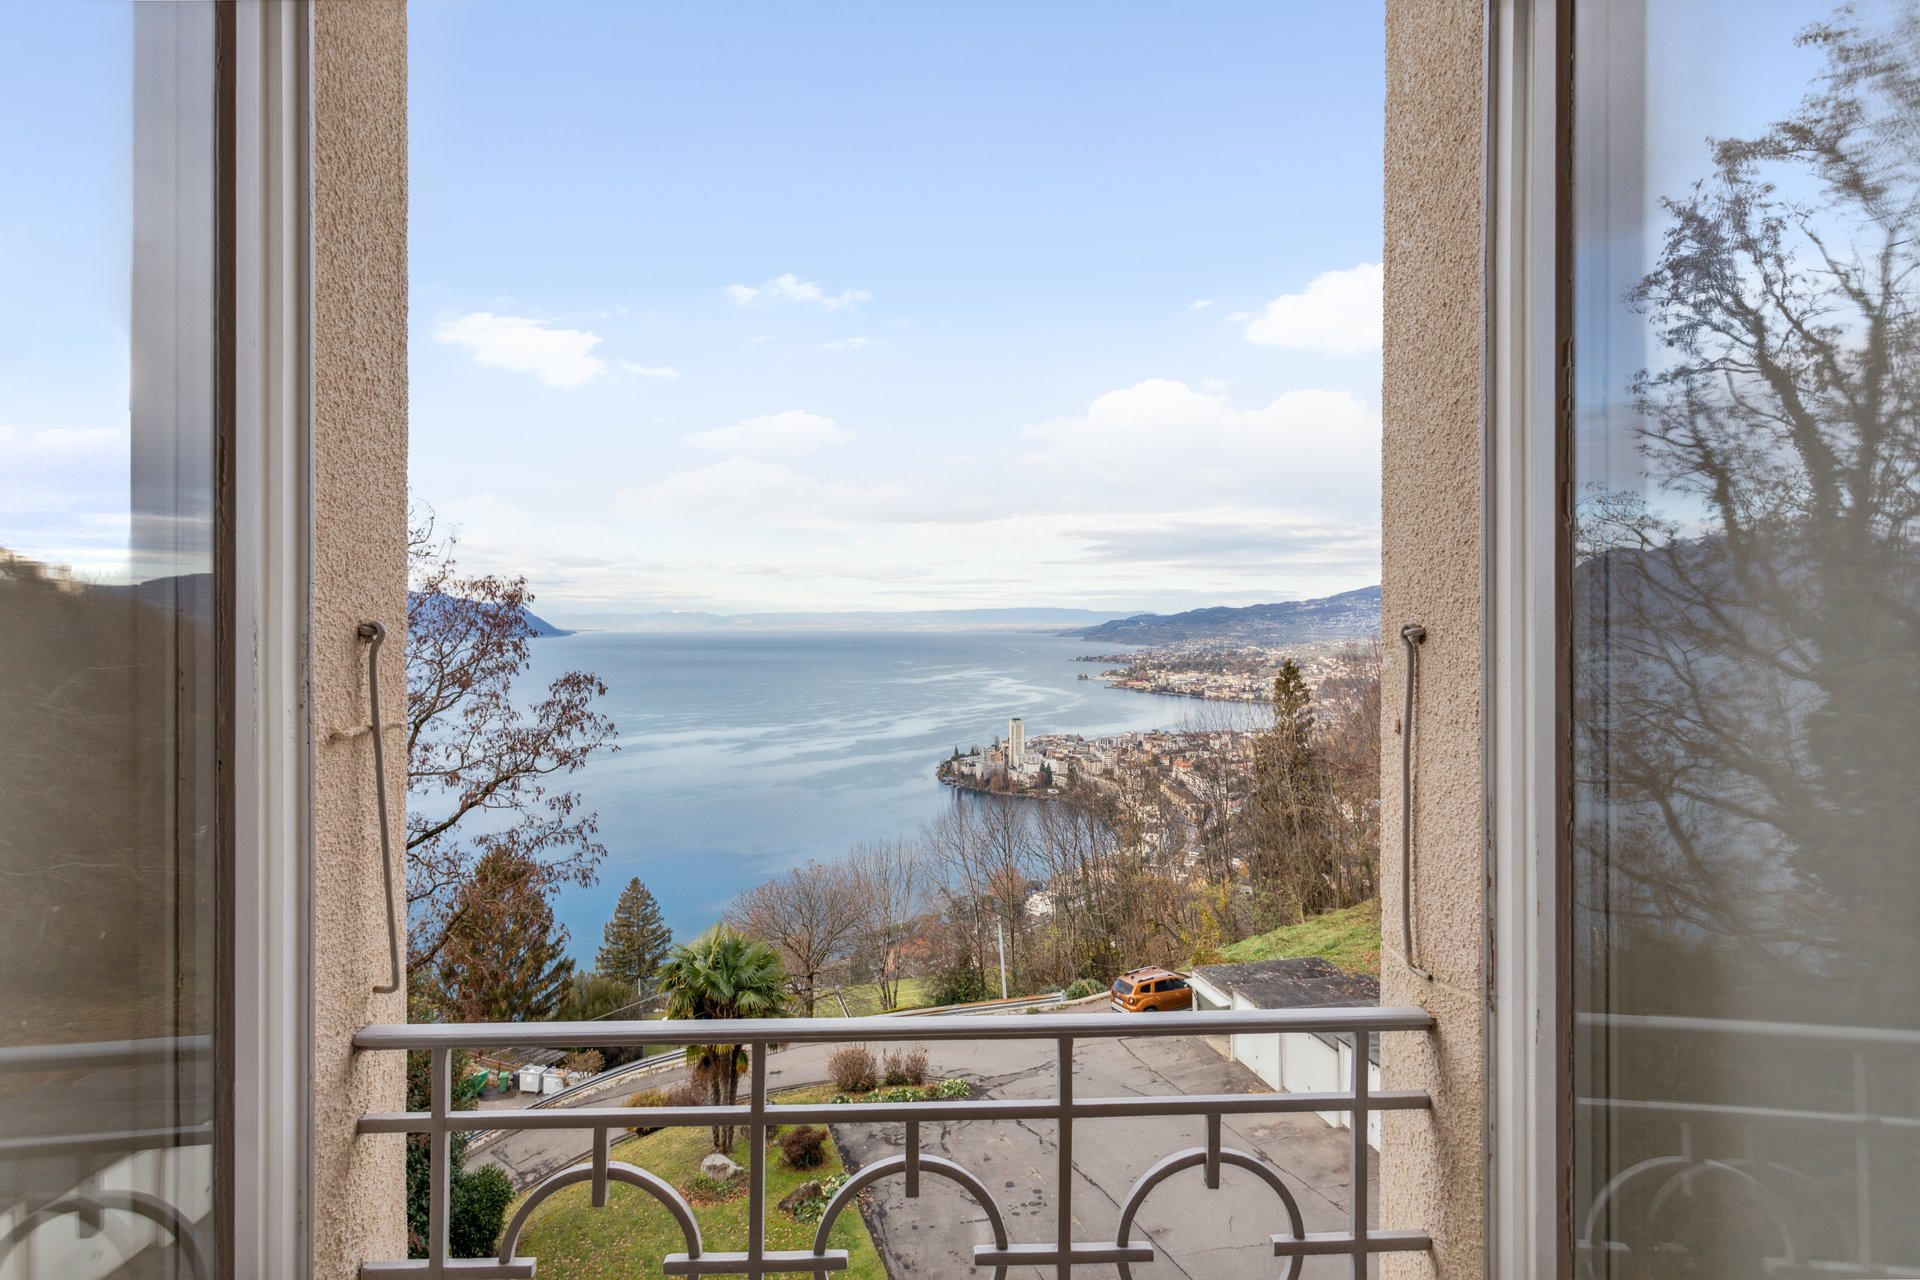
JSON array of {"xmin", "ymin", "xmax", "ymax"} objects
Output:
[
  {"xmin": 778, "ymin": 1180, "xmax": 824, "ymax": 1214},
  {"xmin": 699, "ymin": 1153, "xmax": 744, "ymax": 1182}
]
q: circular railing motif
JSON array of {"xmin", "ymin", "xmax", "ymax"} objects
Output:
[
  {"xmin": 1112, "ymin": 1145, "xmax": 1308, "ymax": 1280},
  {"xmin": 808, "ymin": 1153, "xmax": 1012, "ymax": 1280},
  {"xmin": 496, "ymin": 1159, "xmax": 704, "ymax": 1266},
  {"xmin": 1578, "ymin": 1154, "xmax": 1854, "ymax": 1278},
  {"xmin": 0, "ymin": 1190, "xmax": 212, "ymax": 1280}
]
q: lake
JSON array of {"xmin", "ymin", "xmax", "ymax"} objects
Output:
[{"xmin": 519, "ymin": 629, "xmax": 1197, "ymax": 955}]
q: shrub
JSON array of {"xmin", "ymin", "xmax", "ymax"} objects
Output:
[
  {"xmin": 827, "ymin": 1044, "xmax": 879, "ymax": 1093},
  {"xmin": 664, "ymin": 1080, "xmax": 706, "ymax": 1108},
  {"xmin": 627, "ymin": 1088, "xmax": 667, "ymax": 1136},
  {"xmin": 930, "ymin": 965, "xmax": 989, "ymax": 1008},
  {"xmin": 934, "ymin": 1078, "xmax": 971, "ymax": 1100},
  {"xmin": 882, "ymin": 1047, "xmax": 928, "ymax": 1087},
  {"xmin": 627, "ymin": 1080, "xmax": 705, "ymax": 1135},
  {"xmin": 562, "ymin": 1049, "xmax": 605, "ymax": 1075},
  {"xmin": 406, "ymin": 1134, "xmax": 512, "ymax": 1259},
  {"xmin": 449, "ymin": 1163, "xmax": 513, "ymax": 1258},
  {"xmin": 779, "ymin": 1124, "xmax": 828, "ymax": 1170},
  {"xmin": 1062, "ymin": 978, "xmax": 1103, "ymax": 1000}
]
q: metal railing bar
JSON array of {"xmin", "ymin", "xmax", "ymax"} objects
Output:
[
  {"xmin": 904, "ymin": 1120, "xmax": 920, "ymax": 1198},
  {"xmin": 1349, "ymin": 1027, "xmax": 1371, "ymax": 1273},
  {"xmin": 1272, "ymin": 1229, "xmax": 1432, "ymax": 1257},
  {"xmin": 0, "ymin": 1035, "xmax": 215, "ymax": 1072},
  {"xmin": 352, "ymin": 1006, "xmax": 1435, "ymax": 1051},
  {"xmin": 975, "ymin": 1243, "xmax": 1157, "ymax": 1266},
  {"xmin": 357, "ymin": 1089, "xmax": 1433, "ymax": 1137},
  {"xmin": 1056, "ymin": 1036, "xmax": 1073, "ymax": 1280},
  {"xmin": 590, "ymin": 1128, "xmax": 609, "ymax": 1209},
  {"xmin": 1574, "ymin": 1096, "xmax": 1920, "ymax": 1132},
  {"xmin": 0, "ymin": 1122, "xmax": 216, "ymax": 1158},
  {"xmin": 660, "ymin": 1250, "xmax": 850, "ymax": 1276},
  {"xmin": 1576, "ymin": 1011, "xmax": 1920, "ymax": 1047},
  {"xmin": 359, "ymin": 1263, "xmax": 534, "ymax": 1278},
  {"xmin": 747, "ymin": 1047, "xmax": 767, "ymax": 1266},
  {"xmin": 1204, "ymin": 1114, "xmax": 1222, "ymax": 1190},
  {"xmin": 429, "ymin": 1047, "xmax": 450, "ymax": 1273}
]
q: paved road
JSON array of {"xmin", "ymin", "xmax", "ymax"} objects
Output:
[{"xmin": 473, "ymin": 1008, "xmax": 1369, "ymax": 1279}]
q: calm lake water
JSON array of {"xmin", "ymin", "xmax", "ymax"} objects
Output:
[{"xmin": 519, "ymin": 629, "xmax": 1195, "ymax": 955}]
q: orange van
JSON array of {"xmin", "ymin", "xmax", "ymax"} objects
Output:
[{"xmin": 1109, "ymin": 967, "xmax": 1193, "ymax": 1013}]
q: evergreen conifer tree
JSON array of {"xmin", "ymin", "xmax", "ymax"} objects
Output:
[{"xmin": 595, "ymin": 876, "xmax": 673, "ymax": 994}]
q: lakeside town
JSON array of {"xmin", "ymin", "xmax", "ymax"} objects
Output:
[
  {"xmin": 1076, "ymin": 637, "xmax": 1366, "ymax": 703},
  {"xmin": 937, "ymin": 717, "xmax": 1257, "ymax": 872}
]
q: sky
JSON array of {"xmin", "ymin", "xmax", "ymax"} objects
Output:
[
  {"xmin": 0, "ymin": 1, "xmax": 1842, "ymax": 617},
  {"xmin": 406, "ymin": 2, "xmax": 1389, "ymax": 621}
]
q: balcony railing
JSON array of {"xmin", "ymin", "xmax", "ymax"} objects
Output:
[
  {"xmin": 355, "ymin": 1006, "xmax": 1433, "ymax": 1279},
  {"xmin": 0, "ymin": 1035, "xmax": 216, "ymax": 1280},
  {"xmin": 1575, "ymin": 1012, "xmax": 1920, "ymax": 1277}
]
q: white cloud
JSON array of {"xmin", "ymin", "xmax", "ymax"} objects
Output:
[
  {"xmin": 1188, "ymin": 299, "xmax": 1213, "ymax": 311},
  {"xmin": 818, "ymin": 336, "xmax": 877, "ymax": 352},
  {"xmin": 1225, "ymin": 311, "xmax": 1252, "ymax": 323},
  {"xmin": 687, "ymin": 410, "xmax": 853, "ymax": 454},
  {"xmin": 1243, "ymin": 262, "xmax": 1382, "ymax": 355},
  {"xmin": 618, "ymin": 361, "xmax": 682, "ymax": 379},
  {"xmin": 1019, "ymin": 378, "xmax": 1378, "ymax": 508},
  {"xmin": 434, "ymin": 312, "xmax": 609, "ymax": 387},
  {"xmin": 725, "ymin": 273, "xmax": 870, "ymax": 310},
  {"xmin": 619, "ymin": 457, "xmax": 897, "ymax": 526},
  {"xmin": 0, "ymin": 424, "xmax": 133, "ymax": 575}
]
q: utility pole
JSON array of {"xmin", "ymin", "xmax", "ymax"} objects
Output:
[{"xmin": 995, "ymin": 920, "xmax": 1009, "ymax": 1000}]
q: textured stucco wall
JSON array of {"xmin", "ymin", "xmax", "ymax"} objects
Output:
[
  {"xmin": 311, "ymin": 2, "xmax": 409, "ymax": 1275},
  {"xmin": 1380, "ymin": 2, "xmax": 1487, "ymax": 1277}
]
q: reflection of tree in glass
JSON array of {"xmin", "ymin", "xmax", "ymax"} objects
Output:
[{"xmin": 1576, "ymin": 5, "xmax": 1920, "ymax": 1024}]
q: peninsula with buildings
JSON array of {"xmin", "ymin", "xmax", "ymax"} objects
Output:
[{"xmin": 938, "ymin": 716, "xmax": 1258, "ymax": 864}]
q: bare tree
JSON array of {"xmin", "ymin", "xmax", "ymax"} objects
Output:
[
  {"xmin": 727, "ymin": 860, "xmax": 869, "ymax": 1016},
  {"xmin": 405, "ymin": 512, "xmax": 616, "ymax": 972},
  {"xmin": 923, "ymin": 798, "xmax": 1041, "ymax": 994},
  {"xmin": 845, "ymin": 839, "xmax": 923, "ymax": 1011},
  {"xmin": 1570, "ymin": 6, "xmax": 1920, "ymax": 1018}
]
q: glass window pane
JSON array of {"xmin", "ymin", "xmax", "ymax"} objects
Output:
[
  {"xmin": 0, "ymin": 5, "xmax": 223, "ymax": 1277},
  {"xmin": 1571, "ymin": 1, "xmax": 1920, "ymax": 1273}
]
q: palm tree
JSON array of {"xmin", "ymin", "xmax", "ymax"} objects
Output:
[{"xmin": 656, "ymin": 926, "xmax": 788, "ymax": 1151}]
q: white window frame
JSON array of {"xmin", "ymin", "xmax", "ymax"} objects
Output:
[
  {"xmin": 230, "ymin": 3, "xmax": 313, "ymax": 1275},
  {"xmin": 1484, "ymin": 0, "xmax": 1563, "ymax": 1276}
]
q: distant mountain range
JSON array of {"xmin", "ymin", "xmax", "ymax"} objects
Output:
[
  {"xmin": 410, "ymin": 590, "xmax": 573, "ymax": 638},
  {"xmin": 545, "ymin": 606, "xmax": 1128, "ymax": 633},
  {"xmin": 519, "ymin": 608, "xmax": 572, "ymax": 637},
  {"xmin": 1065, "ymin": 585, "xmax": 1382, "ymax": 645}
]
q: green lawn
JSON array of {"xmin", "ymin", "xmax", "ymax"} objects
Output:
[
  {"xmin": 509, "ymin": 1088, "xmax": 886, "ymax": 1280},
  {"xmin": 812, "ymin": 977, "xmax": 935, "ymax": 1017},
  {"xmin": 1216, "ymin": 900, "xmax": 1382, "ymax": 976}
]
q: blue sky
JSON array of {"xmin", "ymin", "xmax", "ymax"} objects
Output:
[
  {"xmin": 2, "ymin": 1, "xmax": 1842, "ymax": 613},
  {"xmin": 408, "ymin": 1, "xmax": 1390, "ymax": 619}
]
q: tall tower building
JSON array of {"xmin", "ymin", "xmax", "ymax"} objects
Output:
[{"xmin": 1008, "ymin": 717, "xmax": 1026, "ymax": 769}]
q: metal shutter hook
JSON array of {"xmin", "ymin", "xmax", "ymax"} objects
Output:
[
  {"xmin": 1399, "ymin": 622, "xmax": 1433, "ymax": 982},
  {"xmin": 358, "ymin": 621, "xmax": 403, "ymax": 995}
]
